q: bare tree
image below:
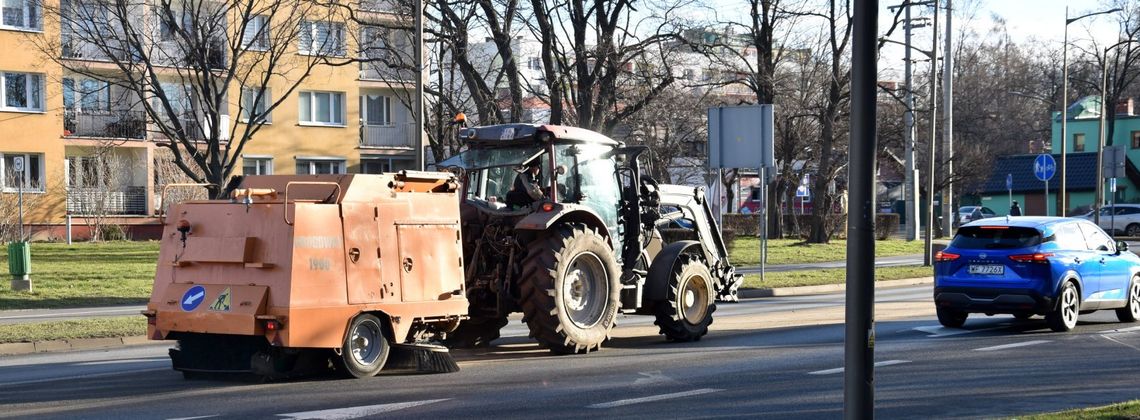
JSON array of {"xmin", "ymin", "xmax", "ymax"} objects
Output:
[
  {"xmin": 623, "ymin": 86, "xmax": 711, "ymax": 184},
  {"xmin": 32, "ymin": 0, "xmax": 357, "ymax": 199}
]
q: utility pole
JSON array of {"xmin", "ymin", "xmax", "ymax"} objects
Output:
[
  {"xmin": 941, "ymin": 0, "xmax": 953, "ymax": 236},
  {"xmin": 903, "ymin": 3, "xmax": 918, "ymax": 241},
  {"xmin": 414, "ymin": 0, "xmax": 425, "ymax": 170},
  {"xmin": 924, "ymin": 1, "xmax": 938, "ymax": 263}
]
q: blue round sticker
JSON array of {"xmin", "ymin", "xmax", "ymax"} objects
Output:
[{"xmin": 181, "ymin": 285, "xmax": 207, "ymax": 312}]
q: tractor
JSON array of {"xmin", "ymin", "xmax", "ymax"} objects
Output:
[{"xmin": 439, "ymin": 124, "xmax": 741, "ymax": 354}]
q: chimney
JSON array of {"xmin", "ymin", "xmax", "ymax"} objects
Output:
[{"xmin": 1117, "ymin": 97, "xmax": 1134, "ymax": 116}]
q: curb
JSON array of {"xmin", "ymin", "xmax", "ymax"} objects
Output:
[
  {"xmin": 0, "ymin": 335, "xmax": 153, "ymax": 356},
  {"xmin": 739, "ymin": 276, "xmax": 933, "ymax": 298}
]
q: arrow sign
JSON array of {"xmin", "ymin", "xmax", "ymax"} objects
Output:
[
  {"xmin": 1006, "ymin": 173, "xmax": 1013, "ymax": 190},
  {"xmin": 181, "ymin": 285, "xmax": 206, "ymax": 312},
  {"xmin": 1034, "ymin": 154, "xmax": 1056, "ymax": 182}
]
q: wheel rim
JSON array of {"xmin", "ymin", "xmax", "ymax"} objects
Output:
[
  {"xmin": 562, "ymin": 251, "xmax": 609, "ymax": 328},
  {"xmin": 680, "ymin": 275, "xmax": 710, "ymax": 325},
  {"xmin": 1131, "ymin": 281, "xmax": 1140, "ymax": 318},
  {"xmin": 1130, "ymin": 226, "xmax": 1140, "ymax": 236},
  {"xmin": 1061, "ymin": 286, "xmax": 1078, "ymax": 327},
  {"xmin": 350, "ymin": 318, "xmax": 383, "ymax": 366}
]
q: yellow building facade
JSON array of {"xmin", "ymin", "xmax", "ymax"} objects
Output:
[{"xmin": 0, "ymin": 0, "xmax": 419, "ymax": 239}]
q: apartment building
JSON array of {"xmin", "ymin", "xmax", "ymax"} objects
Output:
[{"xmin": 0, "ymin": 0, "xmax": 421, "ymax": 239}]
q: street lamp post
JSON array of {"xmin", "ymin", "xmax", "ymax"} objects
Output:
[
  {"xmin": 1096, "ymin": 39, "xmax": 1140, "ymax": 225},
  {"xmin": 1062, "ymin": 7, "xmax": 1121, "ymax": 217}
]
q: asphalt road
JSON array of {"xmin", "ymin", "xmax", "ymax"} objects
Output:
[{"xmin": 3, "ymin": 285, "xmax": 1140, "ymax": 419}]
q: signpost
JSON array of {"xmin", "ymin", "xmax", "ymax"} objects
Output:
[
  {"xmin": 1034, "ymin": 154, "xmax": 1056, "ymax": 216},
  {"xmin": 1006, "ymin": 173, "xmax": 1013, "ymax": 213},
  {"xmin": 1110, "ymin": 177, "xmax": 1118, "ymax": 238},
  {"xmin": 708, "ymin": 105, "xmax": 775, "ymax": 284}
]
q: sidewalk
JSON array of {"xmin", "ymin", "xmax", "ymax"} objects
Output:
[
  {"xmin": 0, "ymin": 277, "xmax": 934, "ymax": 356},
  {"xmin": 735, "ymin": 253, "xmax": 925, "ymax": 274}
]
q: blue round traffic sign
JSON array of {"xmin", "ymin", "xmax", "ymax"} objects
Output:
[
  {"xmin": 1034, "ymin": 154, "xmax": 1056, "ymax": 182},
  {"xmin": 181, "ymin": 285, "xmax": 207, "ymax": 312}
]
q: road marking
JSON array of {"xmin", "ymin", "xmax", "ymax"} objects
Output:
[
  {"xmin": 0, "ymin": 307, "xmax": 145, "ymax": 320},
  {"xmin": 278, "ymin": 399, "xmax": 450, "ymax": 419},
  {"xmin": 633, "ymin": 370, "xmax": 674, "ymax": 386},
  {"xmin": 166, "ymin": 416, "xmax": 219, "ymax": 420},
  {"xmin": 588, "ymin": 388, "xmax": 723, "ymax": 409},
  {"xmin": 913, "ymin": 325, "xmax": 1007, "ymax": 337},
  {"xmin": 74, "ymin": 357, "xmax": 167, "ymax": 366},
  {"xmin": 808, "ymin": 360, "xmax": 911, "ymax": 375},
  {"xmin": 973, "ymin": 340, "xmax": 1050, "ymax": 352}
]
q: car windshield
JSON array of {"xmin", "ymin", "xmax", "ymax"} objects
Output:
[
  {"xmin": 959, "ymin": 206, "xmax": 978, "ymax": 213},
  {"xmin": 950, "ymin": 226, "xmax": 1042, "ymax": 250},
  {"xmin": 437, "ymin": 145, "xmax": 545, "ymax": 170}
]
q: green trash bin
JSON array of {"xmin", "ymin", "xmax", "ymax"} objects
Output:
[{"xmin": 8, "ymin": 241, "xmax": 30, "ymax": 277}]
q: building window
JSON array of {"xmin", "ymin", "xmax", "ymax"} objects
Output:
[
  {"xmin": 1, "ymin": 72, "xmax": 43, "ymax": 112},
  {"xmin": 1, "ymin": 153, "xmax": 43, "ymax": 192},
  {"xmin": 1, "ymin": 0, "xmax": 39, "ymax": 31},
  {"xmin": 360, "ymin": 156, "xmax": 412, "ymax": 174},
  {"xmin": 63, "ymin": 78, "xmax": 111, "ymax": 112},
  {"xmin": 361, "ymin": 94, "xmax": 391, "ymax": 126},
  {"xmin": 298, "ymin": 20, "xmax": 345, "ymax": 56},
  {"xmin": 242, "ymin": 156, "xmax": 273, "ymax": 175},
  {"xmin": 1132, "ymin": 131, "xmax": 1140, "ymax": 149},
  {"xmin": 240, "ymin": 87, "xmax": 270, "ymax": 123},
  {"xmin": 1073, "ymin": 133, "xmax": 1085, "ymax": 152},
  {"xmin": 296, "ymin": 158, "xmax": 345, "ymax": 174},
  {"xmin": 299, "ymin": 91, "xmax": 344, "ymax": 125},
  {"xmin": 528, "ymin": 57, "xmax": 541, "ymax": 70},
  {"xmin": 241, "ymin": 14, "xmax": 269, "ymax": 50}
]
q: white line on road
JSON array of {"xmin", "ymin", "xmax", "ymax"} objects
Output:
[
  {"xmin": 808, "ymin": 360, "xmax": 911, "ymax": 375},
  {"xmin": 166, "ymin": 416, "xmax": 220, "ymax": 420},
  {"xmin": 973, "ymin": 340, "xmax": 1051, "ymax": 352},
  {"xmin": 913, "ymin": 325, "xmax": 1008, "ymax": 337},
  {"xmin": 75, "ymin": 357, "xmax": 168, "ymax": 366},
  {"xmin": 588, "ymin": 388, "xmax": 723, "ymax": 409},
  {"xmin": 277, "ymin": 399, "xmax": 450, "ymax": 419}
]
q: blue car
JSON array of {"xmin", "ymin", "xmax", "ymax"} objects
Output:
[{"xmin": 934, "ymin": 216, "xmax": 1140, "ymax": 332}]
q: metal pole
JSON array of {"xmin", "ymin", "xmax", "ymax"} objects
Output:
[
  {"xmin": 414, "ymin": 0, "xmax": 425, "ymax": 170},
  {"xmin": 924, "ymin": 1, "xmax": 938, "ymax": 263},
  {"xmin": 1044, "ymin": 180, "xmax": 1048, "ymax": 216},
  {"xmin": 903, "ymin": 3, "xmax": 917, "ymax": 241},
  {"xmin": 941, "ymin": 0, "xmax": 953, "ymax": 236},
  {"xmin": 66, "ymin": 213, "xmax": 72, "ymax": 245},
  {"xmin": 846, "ymin": 0, "xmax": 878, "ymax": 417},
  {"xmin": 1060, "ymin": 7, "xmax": 1069, "ymax": 217},
  {"xmin": 760, "ymin": 167, "xmax": 766, "ymax": 284},
  {"xmin": 18, "ymin": 176, "xmax": 23, "ymax": 241},
  {"xmin": 1111, "ymin": 178, "xmax": 1116, "ymax": 239},
  {"xmin": 1096, "ymin": 50, "xmax": 1107, "ymax": 225}
]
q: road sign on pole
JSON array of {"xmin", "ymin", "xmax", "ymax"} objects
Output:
[{"xmin": 1035, "ymin": 154, "xmax": 1055, "ymax": 216}]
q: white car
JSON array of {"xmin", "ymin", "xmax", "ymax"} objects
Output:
[
  {"xmin": 1078, "ymin": 204, "xmax": 1140, "ymax": 236},
  {"xmin": 956, "ymin": 206, "xmax": 996, "ymax": 226}
]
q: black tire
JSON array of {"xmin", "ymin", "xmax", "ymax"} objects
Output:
[
  {"xmin": 519, "ymin": 224, "xmax": 621, "ymax": 354},
  {"xmin": 338, "ymin": 314, "xmax": 390, "ymax": 378},
  {"xmin": 654, "ymin": 255, "xmax": 716, "ymax": 342},
  {"xmin": 1116, "ymin": 277, "xmax": 1140, "ymax": 323},
  {"xmin": 1127, "ymin": 224, "xmax": 1140, "ymax": 237},
  {"xmin": 1046, "ymin": 282, "xmax": 1080, "ymax": 332},
  {"xmin": 443, "ymin": 316, "xmax": 509, "ymax": 348},
  {"xmin": 936, "ymin": 307, "xmax": 968, "ymax": 328}
]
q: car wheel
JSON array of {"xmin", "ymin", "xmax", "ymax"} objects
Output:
[
  {"xmin": 1116, "ymin": 277, "xmax": 1140, "ymax": 323},
  {"xmin": 1046, "ymin": 282, "xmax": 1079, "ymax": 332},
  {"xmin": 936, "ymin": 307, "xmax": 968, "ymax": 328},
  {"xmin": 1127, "ymin": 224, "xmax": 1140, "ymax": 238}
]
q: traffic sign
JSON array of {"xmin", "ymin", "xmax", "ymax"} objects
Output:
[
  {"xmin": 1103, "ymin": 146, "xmax": 1126, "ymax": 179},
  {"xmin": 795, "ymin": 174, "xmax": 810, "ymax": 198},
  {"xmin": 1006, "ymin": 173, "xmax": 1012, "ymax": 190},
  {"xmin": 1034, "ymin": 154, "xmax": 1056, "ymax": 182},
  {"xmin": 181, "ymin": 285, "xmax": 207, "ymax": 312},
  {"xmin": 12, "ymin": 156, "xmax": 23, "ymax": 172}
]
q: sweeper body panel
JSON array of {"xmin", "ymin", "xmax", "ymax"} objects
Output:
[{"xmin": 145, "ymin": 172, "xmax": 466, "ymax": 378}]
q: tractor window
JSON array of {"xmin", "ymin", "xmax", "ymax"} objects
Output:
[{"xmin": 573, "ymin": 144, "xmax": 620, "ymax": 227}]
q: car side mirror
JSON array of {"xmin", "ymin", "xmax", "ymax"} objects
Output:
[{"xmin": 1118, "ymin": 241, "xmax": 1129, "ymax": 253}]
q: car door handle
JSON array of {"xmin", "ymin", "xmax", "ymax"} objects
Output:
[
  {"xmin": 1100, "ymin": 258, "xmax": 1106, "ymax": 264},
  {"xmin": 1074, "ymin": 257, "xmax": 1081, "ymax": 263}
]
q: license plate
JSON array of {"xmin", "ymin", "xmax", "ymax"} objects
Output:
[{"xmin": 968, "ymin": 264, "xmax": 1004, "ymax": 275}]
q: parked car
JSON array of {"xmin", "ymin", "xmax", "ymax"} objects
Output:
[
  {"xmin": 956, "ymin": 206, "xmax": 996, "ymax": 226},
  {"xmin": 1075, "ymin": 204, "xmax": 1140, "ymax": 237},
  {"xmin": 934, "ymin": 217, "xmax": 1140, "ymax": 332}
]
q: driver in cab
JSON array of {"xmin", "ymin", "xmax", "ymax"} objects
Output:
[{"xmin": 507, "ymin": 159, "xmax": 545, "ymax": 208}]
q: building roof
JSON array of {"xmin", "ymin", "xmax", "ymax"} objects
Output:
[{"xmin": 978, "ymin": 152, "xmax": 1097, "ymax": 194}]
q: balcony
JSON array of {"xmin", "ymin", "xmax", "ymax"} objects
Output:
[
  {"xmin": 360, "ymin": 0, "xmax": 400, "ymax": 13},
  {"xmin": 67, "ymin": 186, "xmax": 148, "ymax": 216},
  {"xmin": 360, "ymin": 60, "xmax": 416, "ymax": 83},
  {"xmin": 61, "ymin": 33, "xmax": 132, "ymax": 62},
  {"xmin": 64, "ymin": 110, "xmax": 147, "ymax": 139},
  {"xmin": 361, "ymin": 123, "xmax": 415, "ymax": 148},
  {"xmin": 151, "ymin": 114, "xmax": 206, "ymax": 141}
]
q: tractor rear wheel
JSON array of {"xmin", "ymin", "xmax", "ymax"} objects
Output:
[
  {"xmin": 654, "ymin": 255, "xmax": 716, "ymax": 342},
  {"xmin": 520, "ymin": 224, "xmax": 621, "ymax": 354}
]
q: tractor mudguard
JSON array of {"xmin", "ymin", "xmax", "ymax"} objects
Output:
[
  {"xmin": 645, "ymin": 240, "xmax": 702, "ymax": 302},
  {"xmin": 514, "ymin": 202, "xmax": 609, "ymax": 240}
]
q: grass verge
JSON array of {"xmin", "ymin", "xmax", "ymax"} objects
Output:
[
  {"xmin": 0, "ymin": 241, "xmax": 159, "ymax": 310},
  {"xmin": 729, "ymin": 238, "xmax": 926, "ymax": 267},
  {"xmin": 742, "ymin": 265, "xmax": 932, "ymax": 289},
  {"xmin": 1013, "ymin": 399, "xmax": 1140, "ymax": 419},
  {"xmin": 0, "ymin": 316, "xmax": 146, "ymax": 344}
]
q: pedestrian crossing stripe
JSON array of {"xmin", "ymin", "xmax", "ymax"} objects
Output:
[{"xmin": 210, "ymin": 287, "xmax": 231, "ymax": 312}]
